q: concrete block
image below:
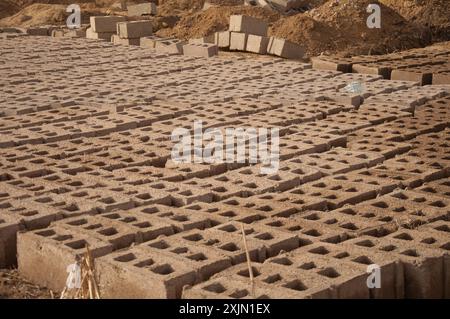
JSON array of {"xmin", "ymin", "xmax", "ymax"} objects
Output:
[
  {"xmin": 188, "ymin": 34, "xmax": 215, "ymax": 44},
  {"xmin": 128, "ymin": 3, "xmax": 157, "ymax": 16},
  {"xmin": 268, "ymin": 37, "xmax": 304, "ymax": 59},
  {"xmin": 112, "ymin": 34, "xmax": 141, "ymax": 46},
  {"xmin": 86, "ymin": 27, "xmax": 114, "ymax": 41},
  {"xmin": 26, "ymin": 27, "xmax": 49, "ymax": 36},
  {"xmin": 117, "ymin": 21, "xmax": 153, "ymax": 39},
  {"xmin": 183, "ymin": 43, "xmax": 218, "ymax": 57},
  {"xmin": 90, "ymin": 16, "xmax": 126, "ymax": 33},
  {"xmin": 246, "ymin": 34, "xmax": 270, "ymax": 54},
  {"xmin": 140, "ymin": 35, "xmax": 175, "ymax": 48},
  {"xmin": 229, "ymin": 15, "xmax": 268, "ymax": 36},
  {"xmin": 229, "ymin": 32, "xmax": 248, "ymax": 51},
  {"xmin": 154, "ymin": 39, "xmax": 185, "ymax": 54},
  {"xmin": 214, "ymin": 31, "xmax": 231, "ymax": 49}
]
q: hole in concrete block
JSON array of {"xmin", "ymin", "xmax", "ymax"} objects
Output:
[
  {"xmin": 309, "ymin": 246, "xmax": 329, "ymax": 255},
  {"xmin": 36, "ymin": 229, "xmax": 56, "ymax": 237},
  {"xmin": 267, "ymin": 220, "xmax": 283, "ymax": 227},
  {"xmin": 65, "ymin": 239, "xmax": 87, "ymax": 250},
  {"xmin": 299, "ymin": 262, "xmax": 316, "ymax": 270},
  {"xmin": 85, "ymin": 224, "xmax": 102, "ymax": 230},
  {"xmin": 352, "ymin": 256, "xmax": 373, "ymax": 265},
  {"xmin": 134, "ymin": 221, "xmax": 152, "ymax": 228},
  {"xmin": 303, "ymin": 229, "xmax": 321, "ymax": 237},
  {"xmin": 340, "ymin": 223, "xmax": 358, "ymax": 230},
  {"xmin": 380, "ymin": 244, "xmax": 396, "ymax": 252},
  {"xmin": 171, "ymin": 247, "xmax": 188, "ymax": 254},
  {"xmin": 435, "ymin": 225, "xmax": 450, "ymax": 233},
  {"xmin": 54, "ymin": 235, "xmax": 73, "ymax": 241},
  {"xmin": 183, "ymin": 233, "xmax": 203, "ymax": 241},
  {"xmin": 440, "ymin": 242, "xmax": 450, "ymax": 250},
  {"xmin": 334, "ymin": 252, "xmax": 349, "ymax": 259},
  {"xmin": 115, "ymin": 253, "xmax": 136, "ymax": 262},
  {"xmin": 421, "ymin": 237, "xmax": 436, "ymax": 244},
  {"xmin": 401, "ymin": 249, "xmax": 419, "ymax": 257},
  {"xmin": 263, "ymin": 274, "xmax": 282, "ymax": 283},
  {"xmin": 394, "ymin": 233, "xmax": 413, "ymax": 241},
  {"xmin": 204, "ymin": 283, "xmax": 226, "ymax": 293},
  {"xmin": 187, "ymin": 253, "xmax": 207, "ymax": 261},
  {"xmin": 151, "ymin": 264, "xmax": 174, "ymax": 275},
  {"xmin": 318, "ymin": 267, "xmax": 340, "ymax": 278},
  {"xmin": 271, "ymin": 257, "xmax": 293, "ymax": 266},
  {"xmin": 355, "ymin": 239, "xmax": 375, "ymax": 247},
  {"xmin": 229, "ymin": 289, "xmax": 249, "ymax": 299},
  {"xmin": 98, "ymin": 227, "xmax": 118, "ymax": 236},
  {"xmin": 254, "ymin": 232, "xmax": 273, "ymax": 240},
  {"xmin": 283, "ymin": 280, "xmax": 307, "ymax": 291},
  {"xmin": 149, "ymin": 240, "xmax": 170, "ymax": 249},
  {"xmin": 220, "ymin": 242, "xmax": 239, "ymax": 252},
  {"xmin": 218, "ymin": 224, "xmax": 237, "ymax": 232},
  {"xmin": 134, "ymin": 259, "xmax": 154, "ymax": 268},
  {"xmin": 237, "ymin": 267, "xmax": 260, "ymax": 278},
  {"xmin": 304, "ymin": 213, "xmax": 320, "ymax": 220},
  {"xmin": 372, "ymin": 201, "xmax": 388, "ymax": 209}
]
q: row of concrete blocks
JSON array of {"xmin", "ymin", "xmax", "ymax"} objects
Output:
[{"xmin": 14, "ymin": 215, "xmax": 450, "ymax": 298}]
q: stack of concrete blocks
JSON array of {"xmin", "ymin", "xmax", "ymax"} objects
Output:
[
  {"xmin": 183, "ymin": 36, "xmax": 219, "ymax": 58},
  {"xmin": 228, "ymin": 15, "xmax": 269, "ymax": 54},
  {"xmin": 87, "ymin": 16, "xmax": 126, "ymax": 41},
  {"xmin": 127, "ymin": 2, "xmax": 157, "ymax": 17},
  {"xmin": 215, "ymin": 15, "xmax": 304, "ymax": 59},
  {"xmin": 114, "ymin": 20, "xmax": 153, "ymax": 46}
]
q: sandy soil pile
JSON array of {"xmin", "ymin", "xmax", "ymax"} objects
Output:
[
  {"xmin": 284, "ymin": 0, "xmax": 430, "ymax": 56},
  {"xmin": 0, "ymin": 0, "xmax": 448, "ymax": 56},
  {"xmin": 380, "ymin": 0, "xmax": 450, "ymax": 42},
  {"xmin": 157, "ymin": 5, "xmax": 279, "ymax": 39}
]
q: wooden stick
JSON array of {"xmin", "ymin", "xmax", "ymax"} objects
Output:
[{"xmin": 240, "ymin": 223, "xmax": 255, "ymax": 297}]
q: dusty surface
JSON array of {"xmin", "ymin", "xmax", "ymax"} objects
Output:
[
  {"xmin": 0, "ymin": 269, "xmax": 54, "ymax": 299},
  {"xmin": 0, "ymin": 0, "xmax": 449, "ymax": 56},
  {"xmin": 0, "ymin": 35, "xmax": 449, "ymax": 299}
]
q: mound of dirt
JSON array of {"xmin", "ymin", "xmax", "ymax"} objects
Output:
[
  {"xmin": 380, "ymin": 0, "xmax": 450, "ymax": 42},
  {"xmin": 302, "ymin": 0, "xmax": 431, "ymax": 55},
  {"xmin": 0, "ymin": 3, "xmax": 67, "ymax": 27},
  {"xmin": 270, "ymin": 14, "xmax": 338, "ymax": 57},
  {"xmin": 156, "ymin": 5, "xmax": 279, "ymax": 39}
]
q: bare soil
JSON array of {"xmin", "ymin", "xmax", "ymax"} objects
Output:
[
  {"xmin": 0, "ymin": 0, "xmax": 449, "ymax": 56},
  {"xmin": 0, "ymin": 268, "xmax": 54, "ymax": 299}
]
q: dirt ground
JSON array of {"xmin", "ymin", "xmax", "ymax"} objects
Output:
[
  {"xmin": 0, "ymin": 268, "xmax": 54, "ymax": 299},
  {"xmin": 0, "ymin": 0, "xmax": 449, "ymax": 56}
]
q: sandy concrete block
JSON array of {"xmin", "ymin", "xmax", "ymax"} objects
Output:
[
  {"xmin": 214, "ymin": 31, "xmax": 231, "ymax": 49},
  {"xmin": 229, "ymin": 15, "xmax": 268, "ymax": 36},
  {"xmin": 140, "ymin": 35, "xmax": 175, "ymax": 48},
  {"xmin": 117, "ymin": 21, "xmax": 153, "ymax": 39},
  {"xmin": 154, "ymin": 39, "xmax": 185, "ymax": 54},
  {"xmin": 128, "ymin": 3, "xmax": 157, "ymax": 16},
  {"xmin": 26, "ymin": 27, "xmax": 49, "ymax": 36},
  {"xmin": 112, "ymin": 34, "xmax": 141, "ymax": 46},
  {"xmin": 246, "ymin": 34, "xmax": 270, "ymax": 54},
  {"xmin": 0, "ymin": 221, "xmax": 21, "ymax": 268},
  {"xmin": 183, "ymin": 43, "xmax": 218, "ymax": 57},
  {"xmin": 90, "ymin": 16, "xmax": 126, "ymax": 33},
  {"xmin": 17, "ymin": 227, "xmax": 114, "ymax": 291},
  {"xmin": 86, "ymin": 27, "xmax": 114, "ymax": 41},
  {"xmin": 268, "ymin": 37, "xmax": 304, "ymax": 59},
  {"xmin": 229, "ymin": 32, "xmax": 248, "ymax": 51}
]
